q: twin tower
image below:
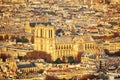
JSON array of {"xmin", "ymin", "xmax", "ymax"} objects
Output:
[{"xmin": 26, "ymin": 22, "xmax": 98, "ymax": 61}]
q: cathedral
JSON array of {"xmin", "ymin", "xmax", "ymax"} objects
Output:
[{"xmin": 34, "ymin": 24, "xmax": 98, "ymax": 61}]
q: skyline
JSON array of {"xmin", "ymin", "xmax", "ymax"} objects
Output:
[{"xmin": 0, "ymin": 0, "xmax": 120, "ymax": 80}]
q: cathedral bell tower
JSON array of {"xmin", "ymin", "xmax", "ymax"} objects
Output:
[{"xmin": 34, "ymin": 24, "xmax": 56, "ymax": 61}]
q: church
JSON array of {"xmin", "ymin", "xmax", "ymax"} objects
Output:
[{"xmin": 33, "ymin": 24, "xmax": 98, "ymax": 61}]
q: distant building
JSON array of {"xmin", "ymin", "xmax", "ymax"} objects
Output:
[
  {"xmin": 81, "ymin": 52, "xmax": 96, "ymax": 64},
  {"xmin": 25, "ymin": 21, "xmax": 32, "ymax": 33},
  {"xmin": 17, "ymin": 62, "xmax": 39, "ymax": 72},
  {"xmin": 103, "ymin": 40, "xmax": 120, "ymax": 53}
]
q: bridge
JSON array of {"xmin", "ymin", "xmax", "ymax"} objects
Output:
[{"xmin": 107, "ymin": 72, "xmax": 120, "ymax": 76}]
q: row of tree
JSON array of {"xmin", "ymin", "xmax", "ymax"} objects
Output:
[
  {"xmin": 104, "ymin": 49, "xmax": 120, "ymax": 57},
  {"xmin": 0, "ymin": 51, "xmax": 83, "ymax": 63},
  {"xmin": 45, "ymin": 74, "xmax": 98, "ymax": 80},
  {"xmin": 21, "ymin": 51, "xmax": 83, "ymax": 63},
  {"xmin": 16, "ymin": 36, "xmax": 29, "ymax": 43},
  {"xmin": 92, "ymin": 32, "xmax": 119, "ymax": 40},
  {"xmin": 24, "ymin": 51, "xmax": 52, "ymax": 63},
  {"xmin": 54, "ymin": 56, "xmax": 75, "ymax": 64}
]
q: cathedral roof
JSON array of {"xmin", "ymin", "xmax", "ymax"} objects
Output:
[
  {"xmin": 55, "ymin": 35, "xmax": 95, "ymax": 43},
  {"xmin": 82, "ymin": 35, "xmax": 95, "ymax": 42},
  {"xmin": 55, "ymin": 36, "xmax": 73, "ymax": 43}
]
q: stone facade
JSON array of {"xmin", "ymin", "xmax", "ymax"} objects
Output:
[{"xmin": 34, "ymin": 25, "xmax": 98, "ymax": 61}]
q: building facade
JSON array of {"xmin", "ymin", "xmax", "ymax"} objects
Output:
[
  {"xmin": 34, "ymin": 25, "xmax": 98, "ymax": 61},
  {"xmin": 34, "ymin": 24, "xmax": 56, "ymax": 60},
  {"xmin": 103, "ymin": 40, "xmax": 120, "ymax": 53}
]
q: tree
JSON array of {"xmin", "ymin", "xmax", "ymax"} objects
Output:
[
  {"xmin": 114, "ymin": 51, "xmax": 120, "ymax": 56},
  {"xmin": 38, "ymin": 69, "xmax": 44, "ymax": 74},
  {"xmin": 16, "ymin": 36, "xmax": 29, "ymax": 43},
  {"xmin": 55, "ymin": 29, "xmax": 64, "ymax": 36},
  {"xmin": 31, "ymin": 36, "xmax": 34, "ymax": 44},
  {"xmin": 54, "ymin": 58, "xmax": 63, "ymax": 64},
  {"xmin": 100, "ymin": 61, "xmax": 102, "ymax": 69},
  {"xmin": 104, "ymin": 49, "xmax": 120, "ymax": 57},
  {"xmin": 18, "ymin": 56, "xmax": 23, "ymax": 61},
  {"xmin": 75, "ymin": 52, "xmax": 83, "ymax": 63},
  {"xmin": 67, "ymin": 56, "xmax": 74, "ymax": 64},
  {"xmin": 24, "ymin": 51, "xmax": 52, "ymax": 62},
  {"xmin": 104, "ymin": 49, "xmax": 112, "ymax": 56},
  {"xmin": 21, "ymin": 36, "xmax": 29, "ymax": 43},
  {"xmin": 16, "ymin": 37, "xmax": 21, "ymax": 43},
  {"xmin": 104, "ymin": 49, "xmax": 109, "ymax": 54},
  {"xmin": 79, "ymin": 74, "xmax": 97, "ymax": 80},
  {"xmin": 0, "ymin": 53, "xmax": 11, "ymax": 62}
]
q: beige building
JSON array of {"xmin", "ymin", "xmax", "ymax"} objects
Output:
[
  {"xmin": 34, "ymin": 24, "xmax": 98, "ymax": 61},
  {"xmin": 97, "ymin": 39, "xmax": 120, "ymax": 54},
  {"xmin": 103, "ymin": 40, "xmax": 120, "ymax": 53}
]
